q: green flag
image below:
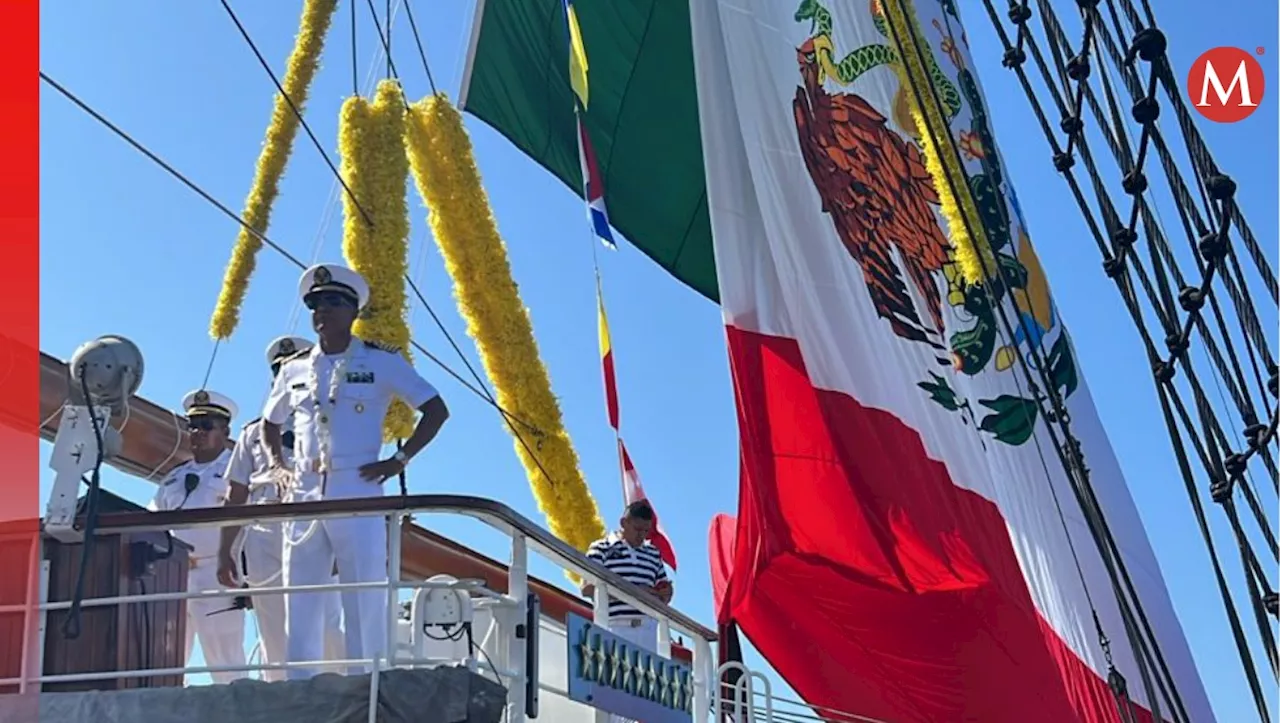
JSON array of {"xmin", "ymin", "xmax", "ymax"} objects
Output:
[{"xmin": 460, "ymin": 0, "xmax": 718, "ymax": 301}]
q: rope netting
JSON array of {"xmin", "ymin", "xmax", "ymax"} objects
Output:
[{"xmin": 974, "ymin": 0, "xmax": 1278, "ymax": 719}]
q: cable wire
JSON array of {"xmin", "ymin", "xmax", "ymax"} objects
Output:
[
  {"xmin": 38, "ymin": 71, "xmax": 544, "ymax": 438},
  {"xmin": 286, "ymin": 0, "xmax": 404, "ymax": 335},
  {"xmin": 977, "ymin": 0, "xmax": 1278, "ymax": 717},
  {"xmin": 361, "ymin": 0, "xmax": 406, "ymax": 92},
  {"xmin": 339, "ymin": 3, "xmax": 570, "ymax": 496},
  {"xmin": 42, "ymin": 69, "xmax": 582, "ymax": 537},
  {"xmin": 401, "ymin": 0, "xmax": 439, "ymax": 95},
  {"xmin": 881, "ymin": 7, "xmax": 1173, "ymax": 719},
  {"xmin": 218, "ymin": 0, "xmax": 374, "ymax": 229}
]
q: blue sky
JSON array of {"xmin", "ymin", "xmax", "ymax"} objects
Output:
[{"xmin": 38, "ymin": 0, "xmax": 1275, "ymax": 720}]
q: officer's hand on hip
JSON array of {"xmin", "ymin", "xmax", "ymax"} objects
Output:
[{"xmin": 359, "ymin": 457, "xmax": 406, "ymax": 483}]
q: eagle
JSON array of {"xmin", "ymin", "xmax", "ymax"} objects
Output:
[{"xmin": 792, "ymin": 36, "xmax": 950, "ymax": 345}]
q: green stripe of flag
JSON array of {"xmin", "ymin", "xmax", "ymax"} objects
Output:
[{"xmin": 460, "ymin": 0, "xmax": 719, "ymax": 302}]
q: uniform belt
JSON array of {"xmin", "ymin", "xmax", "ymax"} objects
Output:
[
  {"xmin": 294, "ymin": 454, "xmax": 377, "ymax": 474},
  {"xmin": 612, "ymin": 617, "xmax": 646, "ymax": 628}
]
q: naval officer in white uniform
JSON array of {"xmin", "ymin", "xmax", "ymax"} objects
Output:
[
  {"xmin": 217, "ymin": 335, "xmax": 345, "ymax": 681},
  {"xmin": 149, "ymin": 389, "xmax": 248, "ymax": 685},
  {"xmin": 262, "ymin": 263, "xmax": 450, "ymax": 679}
]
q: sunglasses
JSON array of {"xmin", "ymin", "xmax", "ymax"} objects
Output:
[
  {"xmin": 188, "ymin": 418, "xmax": 220, "ymax": 432},
  {"xmin": 304, "ymin": 291, "xmax": 355, "ymax": 311}
]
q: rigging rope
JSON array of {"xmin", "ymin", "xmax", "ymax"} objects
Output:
[
  {"xmin": 37, "ymin": 71, "xmax": 545, "ymax": 442},
  {"xmin": 362, "ymin": 0, "xmax": 406, "ymax": 92},
  {"xmin": 42, "ymin": 7, "xmax": 576, "ymax": 530},
  {"xmin": 401, "ymin": 0, "xmax": 439, "ymax": 95},
  {"xmin": 220, "ymin": 0, "xmax": 373, "ymax": 228},
  {"xmin": 881, "ymin": 3, "xmax": 1175, "ymax": 718},
  {"xmin": 975, "ymin": 0, "xmax": 1278, "ymax": 719},
  {"xmin": 286, "ymin": 0, "xmax": 402, "ymax": 334},
  {"xmin": 209, "ymin": 0, "xmax": 537, "ymax": 445}
]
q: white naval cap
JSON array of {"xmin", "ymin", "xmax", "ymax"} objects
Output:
[
  {"xmin": 299, "ymin": 263, "xmax": 370, "ymax": 310},
  {"xmin": 266, "ymin": 335, "xmax": 313, "ymax": 366},
  {"xmin": 181, "ymin": 389, "xmax": 238, "ymax": 421}
]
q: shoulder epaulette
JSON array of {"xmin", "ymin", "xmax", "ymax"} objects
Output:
[{"xmin": 363, "ymin": 339, "xmax": 400, "ymax": 354}]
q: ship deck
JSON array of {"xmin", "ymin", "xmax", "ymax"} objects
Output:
[{"xmin": 0, "ymin": 667, "xmax": 505, "ymax": 723}]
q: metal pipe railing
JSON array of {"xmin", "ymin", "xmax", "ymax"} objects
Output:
[
  {"xmin": 69, "ymin": 493, "xmax": 718, "ymax": 640},
  {"xmin": 11, "ymin": 495, "xmax": 719, "ymax": 723}
]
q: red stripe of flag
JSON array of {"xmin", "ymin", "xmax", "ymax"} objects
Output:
[
  {"xmin": 619, "ymin": 438, "xmax": 678, "ymax": 571},
  {"xmin": 577, "ymin": 115, "xmax": 606, "ymax": 203}
]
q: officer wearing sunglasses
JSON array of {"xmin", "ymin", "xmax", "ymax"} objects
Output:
[
  {"xmin": 261, "ymin": 263, "xmax": 450, "ymax": 680},
  {"xmin": 148, "ymin": 389, "xmax": 247, "ymax": 685},
  {"xmin": 217, "ymin": 335, "xmax": 344, "ymax": 681}
]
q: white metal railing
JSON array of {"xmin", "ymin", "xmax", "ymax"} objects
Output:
[
  {"xmin": 0, "ymin": 494, "xmax": 720, "ymax": 723},
  {"xmin": 712, "ymin": 662, "xmax": 891, "ymax": 723}
]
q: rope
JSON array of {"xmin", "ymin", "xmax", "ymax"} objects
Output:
[
  {"xmin": 216, "ymin": 0, "xmax": 548, "ymax": 495},
  {"xmin": 219, "ymin": 0, "xmax": 374, "ymax": 228},
  {"xmin": 980, "ymin": 1, "xmax": 1277, "ymax": 718},
  {"xmin": 361, "ymin": 0, "xmax": 406, "ymax": 95},
  {"xmin": 350, "ymin": 0, "xmax": 358, "ymax": 96},
  {"xmin": 881, "ymin": 5, "xmax": 1173, "ymax": 718},
  {"xmin": 40, "ymin": 68, "xmax": 584, "ymax": 551},
  {"xmin": 401, "ymin": 0, "xmax": 439, "ymax": 95},
  {"xmin": 38, "ymin": 72, "xmax": 553, "ymax": 454}
]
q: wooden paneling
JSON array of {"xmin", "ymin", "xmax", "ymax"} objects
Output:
[{"xmin": 41, "ymin": 533, "xmax": 187, "ymax": 691}]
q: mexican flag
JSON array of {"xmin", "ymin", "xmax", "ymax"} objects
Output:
[{"xmin": 462, "ymin": 1, "xmax": 1215, "ymax": 721}]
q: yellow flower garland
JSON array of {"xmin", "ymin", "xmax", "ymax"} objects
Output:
[
  {"xmin": 404, "ymin": 94, "xmax": 606, "ymax": 555},
  {"xmin": 880, "ymin": 0, "xmax": 996, "ymax": 285},
  {"xmin": 339, "ymin": 79, "xmax": 416, "ymax": 441},
  {"xmin": 209, "ymin": 0, "xmax": 339, "ymax": 340}
]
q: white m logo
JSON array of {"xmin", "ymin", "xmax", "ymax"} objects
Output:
[{"xmin": 1197, "ymin": 59, "xmax": 1258, "ymax": 108}]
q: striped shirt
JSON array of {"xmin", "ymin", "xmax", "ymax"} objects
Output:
[{"xmin": 586, "ymin": 532, "xmax": 669, "ymax": 618}]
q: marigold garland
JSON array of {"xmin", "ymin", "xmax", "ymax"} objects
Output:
[
  {"xmin": 339, "ymin": 79, "xmax": 416, "ymax": 441},
  {"xmin": 209, "ymin": 0, "xmax": 339, "ymax": 340},
  {"xmin": 881, "ymin": 0, "xmax": 996, "ymax": 285},
  {"xmin": 909, "ymin": 103, "xmax": 990, "ymax": 277},
  {"xmin": 404, "ymin": 94, "xmax": 606, "ymax": 556}
]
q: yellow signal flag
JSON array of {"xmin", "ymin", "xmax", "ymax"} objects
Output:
[{"xmin": 566, "ymin": 3, "xmax": 590, "ymax": 107}]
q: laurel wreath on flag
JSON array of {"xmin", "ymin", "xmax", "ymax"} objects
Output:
[
  {"xmin": 339, "ymin": 79, "xmax": 417, "ymax": 442},
  {"xmin": 209, "ymin": 0, "xmax": 340, "ymax": 340},
  {"xmin": 404, "ymin": 94, "xmax": 606, "ymax": 567}
]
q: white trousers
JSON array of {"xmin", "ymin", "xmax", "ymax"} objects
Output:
[
  {"xmin": 606, "ymin": 617, "xmax": 659, "ymax": 723},
  {"xmin": 184, "ymin": 563, "xmax": 247, "ymax": 685},
  {"xmin": 243, "ymin": 525, "xmax": 345, "ymax": 681},
  {"xmin": 283, "ymin": 469, "xmax": 389, "ymax": 680}
]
